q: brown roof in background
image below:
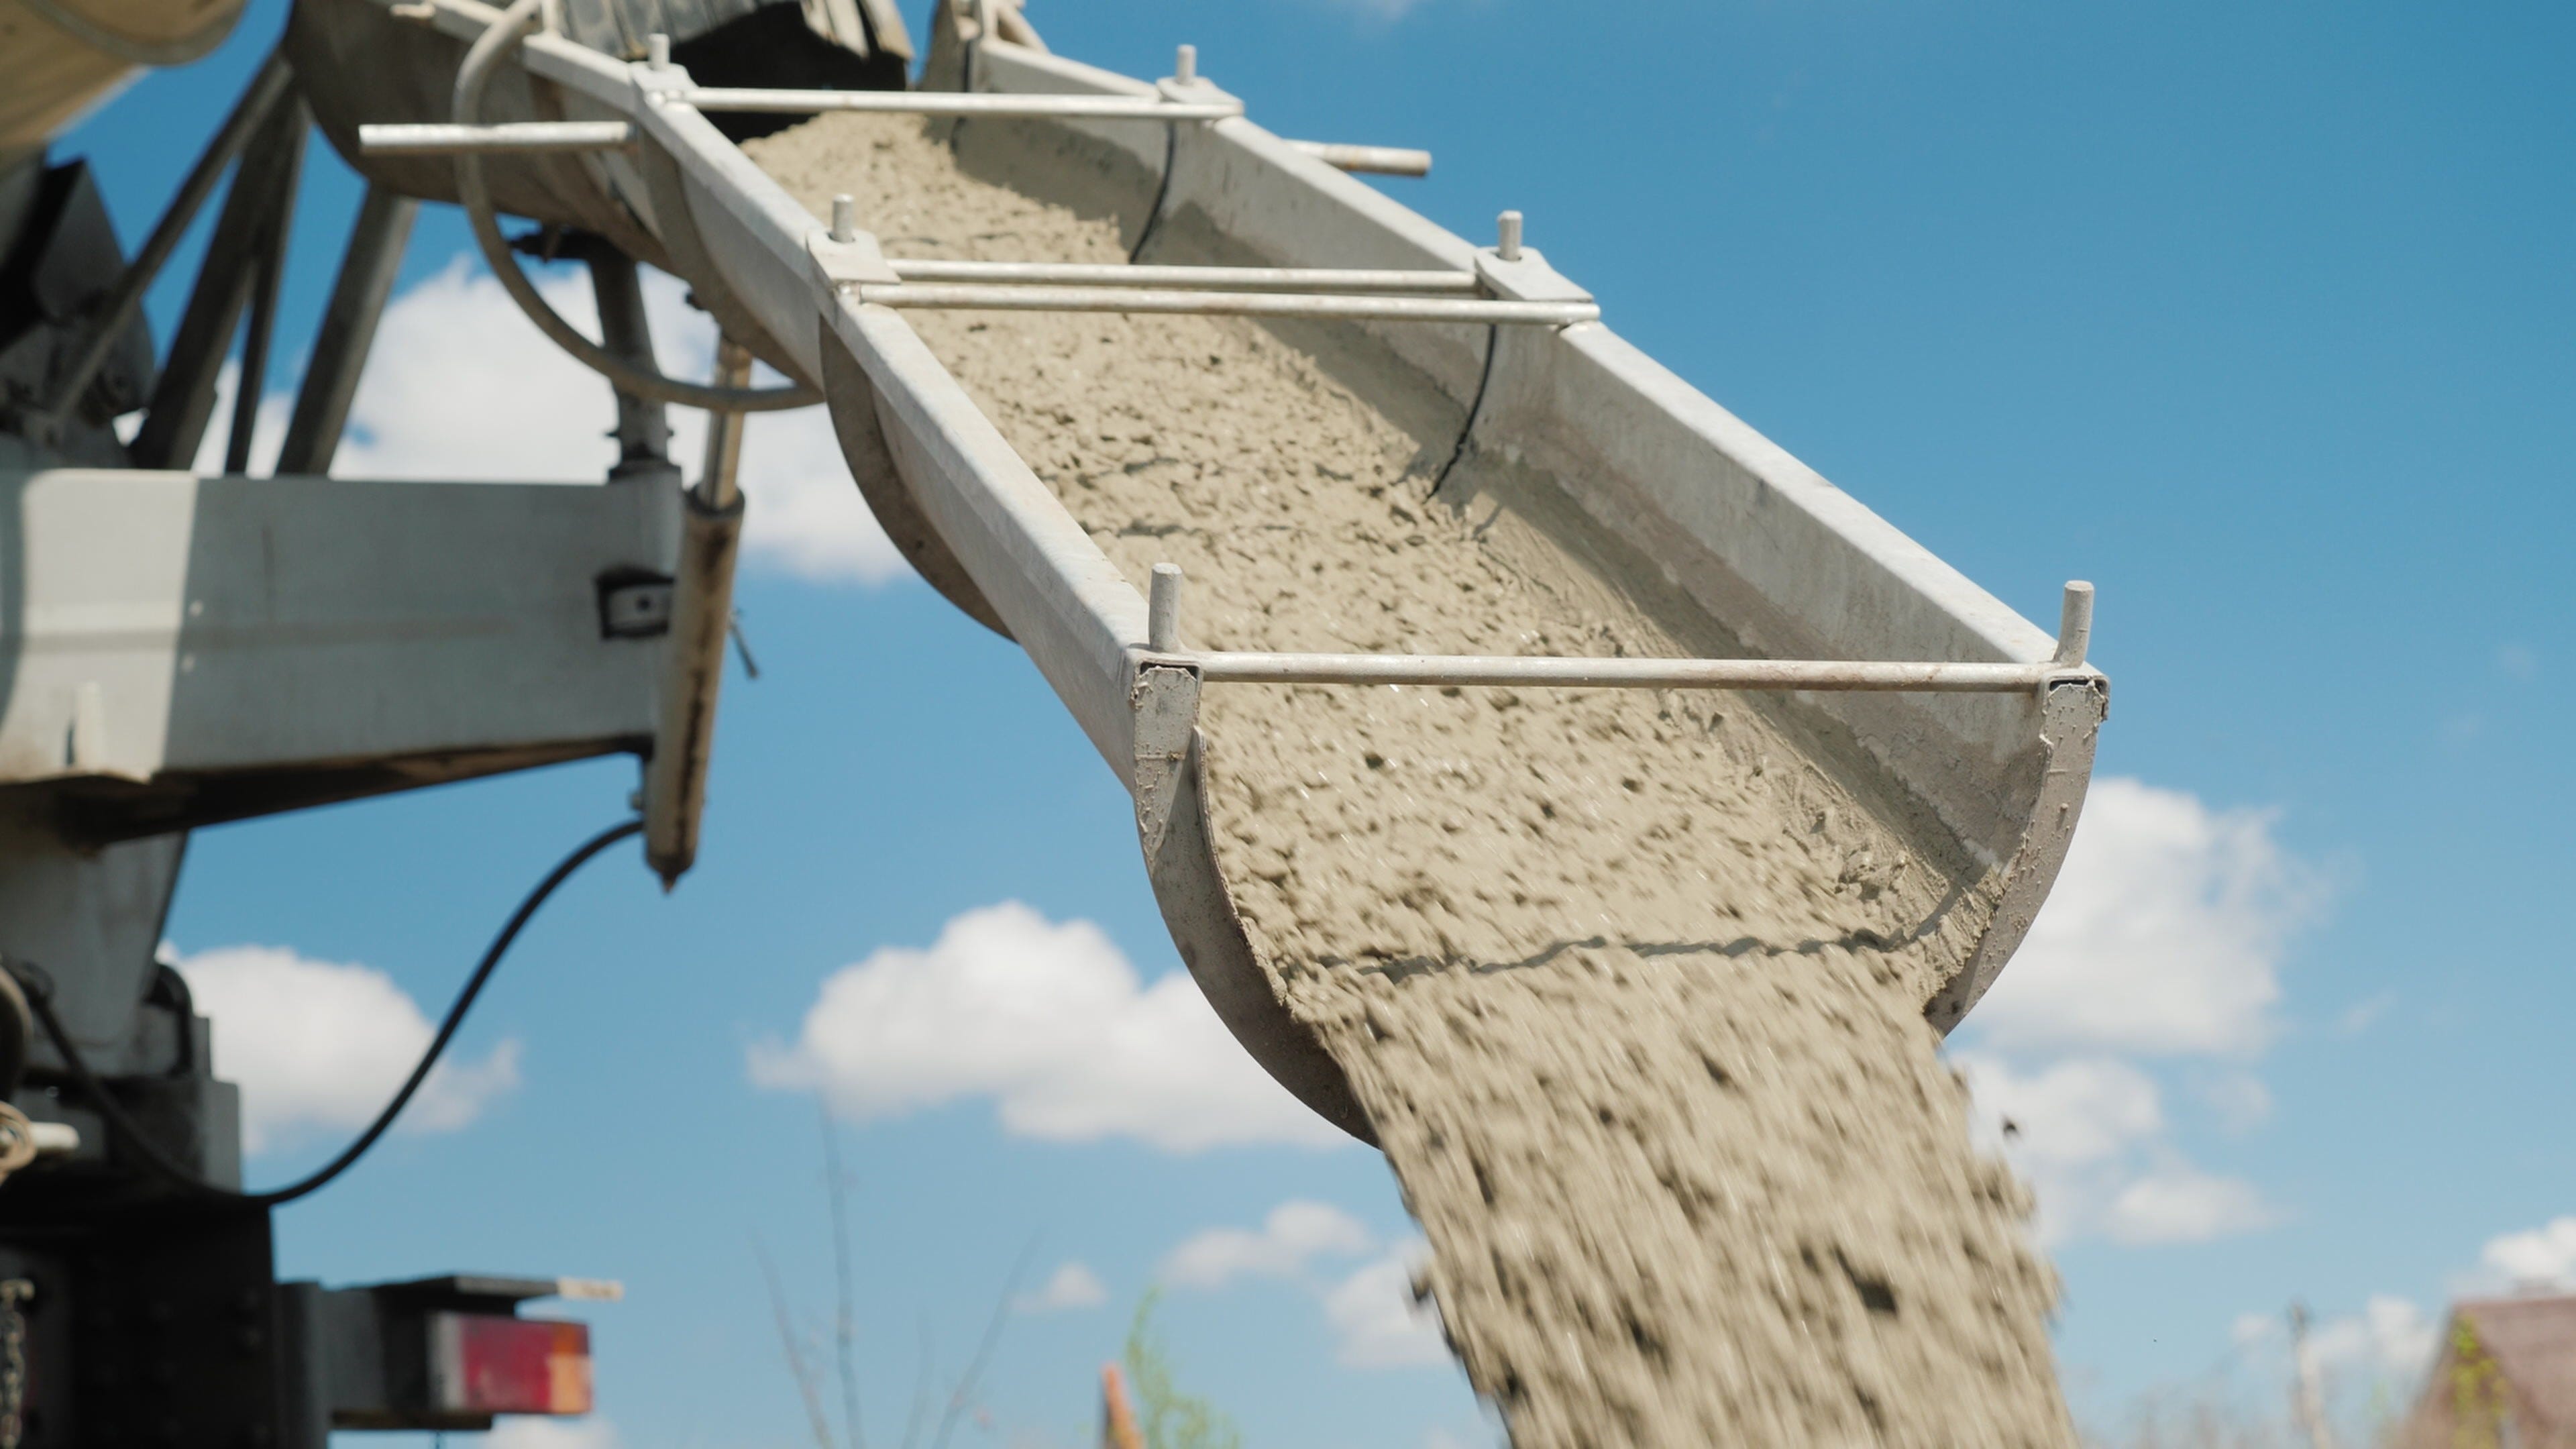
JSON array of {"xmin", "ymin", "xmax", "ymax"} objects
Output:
[
  {"xmin": 2403, "ymin": 1293, "xmax": 2576, "ymax": 1448},
  {"xmin": 2459, "ymin": 1294, "xmax": 2576, "ymax": 1432}
]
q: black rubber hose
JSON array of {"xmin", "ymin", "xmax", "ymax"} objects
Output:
[{"xmin": 8, "ymin": 818, "xmax": 641, "ymax": 1208}]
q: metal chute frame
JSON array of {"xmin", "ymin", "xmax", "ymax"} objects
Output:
[{"xmin": 305, "ymin": 0, "xmax": 2108, "ymax": 1142}]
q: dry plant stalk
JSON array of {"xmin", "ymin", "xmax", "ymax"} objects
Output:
[{"xmin": 1100, "ymin": 1363, "xmax": 1144, "ymax": 1449}]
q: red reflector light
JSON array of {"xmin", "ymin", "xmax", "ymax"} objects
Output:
[{"xmin": 431, "ymin": 1313, "xmax": 594, "ymax": 1415}]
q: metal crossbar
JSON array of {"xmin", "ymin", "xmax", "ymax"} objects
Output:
[
  {"xmin": 1144, "ymin": 568, "xmax": 2098, "ymax": 694},
  {"xmin": 880, "ymin": 260, "xmax": 1479, "ymax": 293},
  {"xmin": 854, "ymin": 283, "xmax": 1597, "ymax": 325},
  {"xmin": 1179, "ymin": 655, "xmax": 2072, "ymax": 692},
  {"xmin": 1287, "ymin": 141, "xmax": 1432, "ymax": 176},
  {"xmin": 679, "ymin": 88, "xmax": 1243, "ymax": 120},
  {"xmin": 358, "ymin": 121, "xmax": 636, "ymax": 155}
]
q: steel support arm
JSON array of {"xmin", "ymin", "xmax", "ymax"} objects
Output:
[
  {"xmin": 276, "ymin": 184, "xmax": 417, "ymax": 476},
  {"xmin": 129, "ymin": 93, "xmax": 309, "ymax": 471}
]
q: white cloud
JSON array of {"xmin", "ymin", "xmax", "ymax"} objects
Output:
[
  {"xmin": 2231, "ymin": 1310, "xmax": 2280, "ymax": 1349},
  {"xmin": 1960, "ymin": 1054, "xmax": 2273, "ymax": 1246},
  {"xmin": 2192, "ymin": 1070, "xmax": 2275, "ymax": 1134},
  {"xmin": 486, "ymin": 1416, "xmax": 619, "ymax": 1449},
  {"xmin": 2496, "ymin": 643, "xmax": 2538, "ymax": 682},
  {"xmin": 748, "ymin": 902, "xmax": 1346, "ymax": 1152},
  {"xmin": 2102, "ymin": 1165, "xmax": 2278, "ymax": 1246},
  {"xmin": 176, "ymin": 945, "xmax": 519, "ymax": 1155},
  {"xmin": 219, "ymin": 253, "xmax": 904, "ymax": 585},
  {"xmin": 1970, "ymin": 777, "xmax": 2324, "ymax": 1057},
  {"xmin": 1962, "ymin": 1055, "xmax": 2163, "ymax": 1167},
  {"xmin": 1149, "ymin": 1202, "xmax": 1447, "ymax": 1371},
  {"xmin": 2334, "ymin": 992, "xmax": 2393, "ymax": 1035},
  {"xmin": 1160, "ymin": 1200, "xmax": 1373, "ymax": 1289},
  {"xmin": 727, "ymin": 405, "xmax": 906, "ymax": 585},
  {"xmin": 2308, "ymin": 1295, "xmax": 2436, "ymax": 1379},
  {"xmin": 1324, "ymin": 0, "xmax": 1430, "ymax": 19},
  {"xmin": 1015, "ymin": 1260, "xmax": 1109, "ymax": 1314},
  {"xmin": 331, "ymin": 258, "xmax": 643, "ymax": 482},
  {"xmin": 1953, "ymin": 777, "xmax": 2318, "ymax": 1250},
  {"xmin": 2480, "ymin": 1216, "xmax": 2576, "ymax": 1289},
  {"xmin": 1323, "ymin": 1246, "xmax": 1447, "ymax": 1369}
]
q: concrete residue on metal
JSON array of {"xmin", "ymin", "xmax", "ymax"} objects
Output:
[{"xmin": 747, "ymin": 113, "xmax": 2074, "ymax": 1447}]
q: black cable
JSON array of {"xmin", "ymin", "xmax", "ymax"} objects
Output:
[
  {"xmin": 1128, "ymin": 120, "xmax": 1181, "ymax": 264},
  {"xmin": 9, "ymin": 818, "xmax": 641, "ymax": 1208},
  {"xmin": 1429, "ymin": 323, "xmax": 1501, "ymax": 498}
]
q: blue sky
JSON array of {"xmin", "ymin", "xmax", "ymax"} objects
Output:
[{"xmin": 54, "ymin": 0, "xmax": 2575, "ymax": 1444}]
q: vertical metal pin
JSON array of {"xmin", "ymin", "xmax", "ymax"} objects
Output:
[
  {"xmin": 1174, "ymin": 44, "xmax": 1197, "ymax": 85},
  {"xmin": 1149, "ymin": 564, "xmax": 1183, "ymax": 653},
  {"xmin": 1497, "ymin": 210, "xmax": 1523, "ymax": 262},
  {"xmin": 830, "ymin": 194, "xmax": 858, "ymax": 244},
  {"xmin": 646, "ymin": 32, "xmax": 669, "ymax": 69},
  {"xmin": 2053, "ymin": 581, "xmax": 2094, "ymax": 667}
]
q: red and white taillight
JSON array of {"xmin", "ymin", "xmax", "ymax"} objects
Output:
[
  {"xmin": 282, "ymin": 1273, "xmax": 619, "ymax": 1431},
  {"xmin": 430, "ymin": 1312, "xmax": 594, "ymax": 1415}
]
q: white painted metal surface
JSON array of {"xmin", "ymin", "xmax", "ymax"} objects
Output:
[
  {"xmin": 0, "ymin": 463, "xmax": 680, "ymax": 1064},
  {"xmin": 0, "ymin": 469, "xmax": 674, "ymax": 789}
]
